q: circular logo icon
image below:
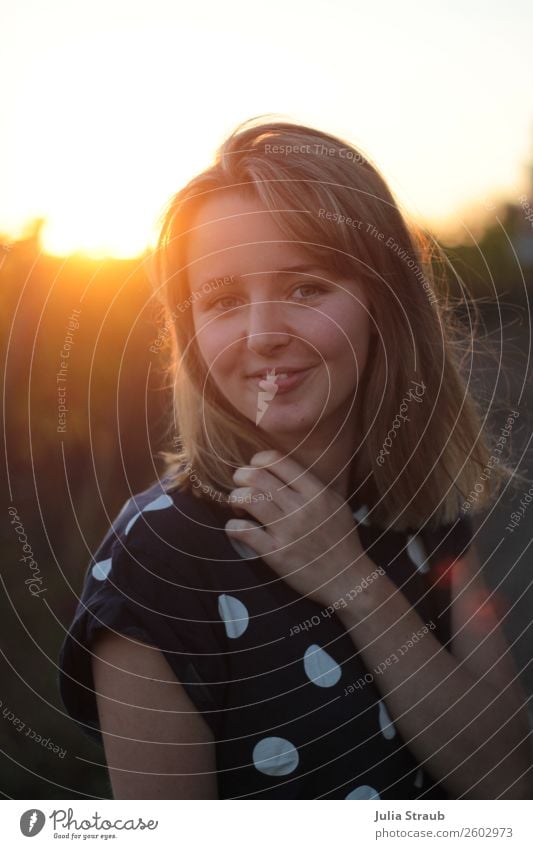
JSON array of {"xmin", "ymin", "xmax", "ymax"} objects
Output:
[{"xmin": 20, "ymin": 809, "xmax": 45, "ymax": 837}]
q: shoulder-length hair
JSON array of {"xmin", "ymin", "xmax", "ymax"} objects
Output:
[{"xmin": 146, "ymin": 115, "xmax": 517, "ymax": 532}]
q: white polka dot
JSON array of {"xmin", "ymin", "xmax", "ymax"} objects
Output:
[
  {"xmin": 406, "ymin": 533, "xmax": 430, "ymax": 573},
  {"xmin": 116, "ymin": 498, "xmax": 132, "ymax": 519},
  {"xmin": 253, "ymin": 736, "xmax": 299, "ymax": 776},
  {"xmin": 414, "ymin": 767, "xmax": 424, "ymax": 788},
  {"xmin": 125, "ymin": 514, "xmax": 140, "ymax": 535},
  {"xmin": 352, "ymin": 504, "xmax": 370, "ymax": 526},
  {"xmin": 378, "ymin": 699, "xmax": 396, "ymax": 740},
  {"xmin": 91, "ymin": 558, "xmax": 112, "ymax": 581},
  {"xmin": 144, "ymin": 493, "xmax": 174, "ymax": 512},
  {"xmin": 345, "ymin": 784, "xmax": 380, "ymax": 799},
  {"xmin": 227, "ymin": 536, "xmax": 261, "ymax": 560},
  {"xmin": 125, "ymin": 494, "xmax": 174, "ymax": 535},
  {"xmin": 217, "ymin": 594, "xmax": 249, "ymax": 638},
  {"xmin": 303, "ymin": 644, "xmax": 342, "ymax": 688}
]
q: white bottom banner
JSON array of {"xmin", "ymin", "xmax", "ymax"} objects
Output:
[{"xmin": 3, "ymin": 799, "xmax": 532, "ymax": 848}]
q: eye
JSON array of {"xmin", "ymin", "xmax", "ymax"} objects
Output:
[
  {"xmin": 292, "ymin": 282, "xmax": 326, "ymax": 299},
  {"xmin": 208, "ymin": 295, "xmax": 240, "ymax": 311},
  {"xmin": 205, "ymin": 281, "xmax": 327, "ymax": 311}
]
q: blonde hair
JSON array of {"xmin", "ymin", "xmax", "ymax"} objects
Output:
[{"xmin": 147, "ymin": 115, "xmax": 520, "ymax": 532}]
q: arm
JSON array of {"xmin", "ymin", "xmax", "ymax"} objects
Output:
[
  {"xmin": 91, "ymin": 629, "xmax": 219, "ymax": 799},
  {"xmin": 335, "ymin": 545, "xmax": 532, "ymax": 799},
  {"xmin": 223, "ymin": 451, "xmax": 532, "ymax": 798}
]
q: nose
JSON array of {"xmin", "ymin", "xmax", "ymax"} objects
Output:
[{"xmin": 245, "ymin": 299, "xmax": 291, "ymax": 356}]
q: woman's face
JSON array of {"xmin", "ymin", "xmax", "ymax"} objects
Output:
[{"xmin": 186, "ymin": 189, "xmax": 373, "ymax": 446}]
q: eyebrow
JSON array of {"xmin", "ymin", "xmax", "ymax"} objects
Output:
[{"xmin": 196, "ymin": 263, "xmax": 325, "ymax": 293}]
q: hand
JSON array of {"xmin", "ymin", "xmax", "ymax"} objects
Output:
[{"xmin": 225, "ymin": 450, "xmax": 366, "ymax": 608}]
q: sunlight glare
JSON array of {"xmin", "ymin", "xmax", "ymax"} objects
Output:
[{"xmin": 8, "ymin": 27, "xmax": 221, "ymax": 258}]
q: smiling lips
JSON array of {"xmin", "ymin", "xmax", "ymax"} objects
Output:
[
  {"xmin": 249, "ymin": 366, "xmax": 314, "ymax": 394},
  {"xmin": 247, "ymin": 365, "xmax": 314, "ymax": 378}
]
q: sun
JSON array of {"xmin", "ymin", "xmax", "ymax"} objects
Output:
[{"xmin": 2, "ymin": 26, "xmax": 227, "ymax": 259}]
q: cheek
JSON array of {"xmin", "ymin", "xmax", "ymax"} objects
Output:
[
  {"xmin": 310, "ymin": 303, "xmax": 371, "ymax": 363},
  {"xmin": 345, "ymin": 308, "xmax": 372, "ymax": 357},
  {"xmin": 291, "ymin": 311, "xmax": 344, "ymax": 355},
  {"xmin": 191, "ymin": 317, "xmax": 231, "ymax": 373}
]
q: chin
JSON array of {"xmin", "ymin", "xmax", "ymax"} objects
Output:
[{"xmin": 254, "ymin": 411, "xmax": 317, "ymax": 436}]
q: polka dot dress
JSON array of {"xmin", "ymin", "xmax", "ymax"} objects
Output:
[{"xmin": 58, "ymin": 477, "xmax": 474, "ymax": 799}]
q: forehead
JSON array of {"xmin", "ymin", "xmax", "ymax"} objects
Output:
[{"xmin": 185, "ymin": 189, "xmax": 316, "ymax": 290}]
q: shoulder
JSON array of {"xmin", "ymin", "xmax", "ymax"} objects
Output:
[
  {"xmin": 59, "ymin": 478, "xmax": 233, "ymax": 748},
  {"xmin": 93, "ymin": 476, "xmax": 224, "ymax": 567},
  {"xmin": 80, "ymin": 477, "xmax": 236, "ymax": 615}
]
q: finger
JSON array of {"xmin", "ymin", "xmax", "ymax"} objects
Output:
[
  {"xmin": 249, "ymin": 450, "xmax": 324, "ymax": 496},
  {"xmin": 232, "ymin": 465, "xmax": 298, "ymax": 511},
  {"xmin": 224, "ymin": 519, "xmax": 275, "ymax": 559},
  {"xmin": 227, "ymin": 487, "xmax": 283, "ymax": 525}
]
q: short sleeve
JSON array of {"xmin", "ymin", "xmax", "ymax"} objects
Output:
[{"xmin": 57, "ymin": 531, "xmax": 230, "ymax": 746}]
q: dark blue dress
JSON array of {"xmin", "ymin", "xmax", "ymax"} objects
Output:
[{"xmin": 57, "ymin": 476, "xmax": 473, "ymax": 799}]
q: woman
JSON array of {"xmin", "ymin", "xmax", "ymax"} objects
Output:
[{"xmin": 58, "ymin": 117, "xmax": 531, "ymax": 799}]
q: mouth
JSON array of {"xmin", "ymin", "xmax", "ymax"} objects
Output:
[
  {"xmin": 247, "ymin": 366, "xmax": 315, "ymax": 394},
  {"xmin": 246, "ymin": 365, "xmax": 315, "ymax": 379}
]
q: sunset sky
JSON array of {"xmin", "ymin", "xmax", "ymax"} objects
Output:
[{"xmin": 1, "ymin": 0, "xmax": 532, "ymax": 258}]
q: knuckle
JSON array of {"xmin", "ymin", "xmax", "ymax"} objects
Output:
[
  {"xmin": 229, "ymin": 487, "xmax": 253, "ymax": 502},
  {"xmin": 235, "ymin": 466, "xmax": 261, "ymax": 485}
]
